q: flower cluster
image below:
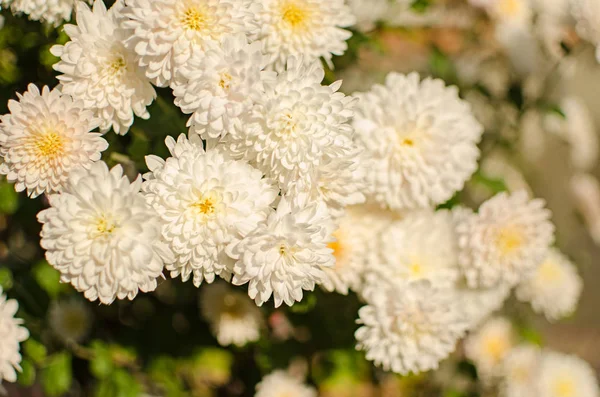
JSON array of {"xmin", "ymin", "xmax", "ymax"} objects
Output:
[{"xmin": 0, "ymin": 287, "xmax": 29, "ymax": 383}]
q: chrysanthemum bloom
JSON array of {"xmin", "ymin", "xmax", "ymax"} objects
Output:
[
  {"xmin": 200, "ymin": 282, "xmax": 263, "ymax": 347},
  {"xmin": 221, "ymin": 57, "xmax": 357, "ymax": 193},
  {"xmin": 3, "ymin": 0, "xmax": 91, "ymax": 26},
  {"xmin": 48, "ymin": 299, "xmax": 92, "ymax": 343},
  {"xmin": 368, "ymin": 210, "xmax": 461, "ymax": 290},
  {"xmin": 0, "ymin": 84, "xmax": 107, "ymax": 198},
  {"xmin": 51, "ymin": 0, "xmax": 156, "ymax": 135},
  {"xmin": 355, "ymin": 282, "xmax": 468, "ymax": 375},
  {"xmin": 172, "ymin": 34, "xmax": 273, "ymax": 140},
  {"xmin": 0, "ymin": 287, "xmax": 29, "ymax": 383},
  {"xmin": 457, "ymin": 283, "xmax": 511, "ymax": 329},
  {"xmin": 457, "ymin": 191, "xmax": 554, "ymax": 288},
  {"xmin": 516, "ymin": 248, "xmax": 582, "ymax": 321},
  {"xmin": 346, "ymin": 0, "xmax": 389, "ymax": 32},
  {"xmin": 536, "ymin": 350, "xmax": 599, "ymax": 397},
  {"xmin": 352, "ymin": 72, "xmax": 483, "ymax": 210},
  {"xmin": 228, "ymin": 195, "xmax": 335, "ymax": 307},
  {"xmin": 501, "ymin": 344, "xmax": 541, "ymax": 397},
  {"xmin": 122, "ymin": 0, "xmax": 260, "ymax": 87},
  {"xmin": 143, "ymin": 134, "xmax": 278, "ymax": 287},
  {"xmin": 38, "ymin": 162, "xmax": 174, "ymax": 304},
  {"xmin": 256, "ymin": 0, "xmax": 354, "ymax": 72},
  {"xmin": 255, "ymin": 370, "xmax": 316, "ymax": 397},
  {"xmin": 464, "ymin": 316, "xmax": 516, "ymax": 380},
  {"xmin": 318, "ymin": 206, "xmax": 376, "ymax": 295}
]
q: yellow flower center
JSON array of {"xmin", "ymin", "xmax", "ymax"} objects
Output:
[
  {"xmin": 192, "ymin": 197, "xmax": 216, "ymax": 215},
  {"xmin": 538, "ymin": 260, "xmax": 561, "ymax": 282},
  {"xmin": 409, "ymin": 263, "xmax": 423, "ymax": 277},
  {"xmin": 553, "ymin": 377, "xmax": 575, "ymax": 397},
  {"xmin": 106, "ymin": 56, "xmax": 127, "ymax": 77},
  {"xmin": 401, "ymin": 138, "xmax": 415, "ymax": 147},
  {"xmin": 219, "ymin": 72, "xmax": 233, "ymax": 91},
  {"xmin": 281, "ymin": 1, "xmax": 310, "ymax": 29},
  {"xmin": 35, "ymin": 132, "xmax": 65, "ymax": 159},
  {"xmin": 96, "ymin": 217, "xmax": 117, "ymax": 235},
  {"xmin": 498, "ymin": 0, "xmax": 522, "ymax": 17},
  {"xmin": 496, "ymin": 226, "xmax": 524, "ymax": 256},
  {"xmin": 181, "ymin": 6, "xmax": 208, "ymax": 31},
  {"xmin": 484, "ymin": 336, "xmax": 509, "ymax": 362}
]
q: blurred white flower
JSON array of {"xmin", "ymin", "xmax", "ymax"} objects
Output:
[
  {"xmin": 255, "ymin": 370, "xmax": 316, "ymax": 397},
  {"xmin": 48, "ymin": 299, "xmax": 92, "ymax": 343},
  {"xmin": 367, "ymin": 210, "xmax": 460, "ymax": 290},
  {"xmin": 4, "ymin": 0, "xmax": 91, "ymax": 26},
  {"xmin": 200, "ymin": 282, "xmax": 262, "ymax": 347},
  {"xmin": 536, "ymin": 350, "xmax": 600, "ymax": 397},
  {"xmin": 227, "ymin": 196, "xmax": 335, "ymax": 307},
  {"xmin": 0, "ymin": 84, "xmax": 107, "ymax": 198},
  {"xmin": 0, "ymin": 287, "xmax": 29, "ymax": 383},
  {"xmin": 571, "ymin": 173, "xmax": 600, "ymax": 245},
  {"xmin": 143, "ymin": 134, "xmax": 278, "ymax": 287},
  {"xmin": 38, "ymin": 162, "xmax": 173, "ymax": 304},
  {"xmin": 571, "ymin": 0, "xmax": 600, "ymax": 62},
  {"xmin": 221, "ymin": 57, "xmax": 357, "ymax": 193},
  {"xmin": 516, "ymin": 248, "xmax": 582, "ymax": 321},
  {"xmin": 51, "ymin": 0, "xmax": 155, "ymax": 135},
  {"xmin": 346, "ymin": 0, "xmax": 389, "ymax": 32},
  {"xmin": 122, "ymin": 0, "xmax": 260, "ymax": 87},
  {"xmin": 457, "ymin": 191, "xmax": 554, "ymax": 288},
  {"xmin": 356, "ymin": 282, "xmax": 468, "ymax": 375},
  {"xmin": 464, "ymin": 317, "xmax": 516, "ymax": 380},
  {"xmin": 457, "ymin": 283, "xmax": 511, "ymax": 329},
  {"xmin": 353, "ymin": 72, "xmax": 483, "ymax": 211},
  {"xmin": 256, "ymin": 0, "xmax": 354, "ymax": 71},
  {"xmin": 501, "ymin": 344, "xmax": 541, "ymax": 397},
  {"xmin": 172, "ymin": 34, "xmax": 273, "ymax": 140},
  {"xmin": 560, "ymin": 97, "xmax": 598, "ymax": 171}
]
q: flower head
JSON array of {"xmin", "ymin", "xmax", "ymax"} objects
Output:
[
  {"xmin": 228, "ymin": 195, "xmax": 335, "ymax": 307},
  {"xmin": 51, "ymin": 0, "xmax": 156, "ymax": 135},
  {"xmin": 501, "ymin": 344, "xmax": 542, "ymax": 397},
  {"xmin": 457, "ymin": 191, "xmax": 555, "ymax": 288},
  {"xmin": 0, "ymin": 84, "xmax": 107, "ymax": 197},
  {"xmin": 200, "ymin": 282, "xmax": 263, "ymax": 347},
  {"xmin": 0, "ymin": 287, "xmax": 29, "ymax": 383},
  {"xmin": 122, "ymin": 0, "xmax": 260, "ymax": 87},
  {"xmin": 353, "ymin": 72, "xmax": 483, "ymax": 210},
  {"xmin": 143, "ymin": 134, "xmax": 278, "ymax": 286},
  {"xmin": 536, "ymin": 350, "xmax": 599, "ymax": 397},
  {"xmin": 516, "ymin": 248, "xmax": 582, "ymax": 321},
  {"xmin": 256, "ymin": 0, "xmax": 355, "ymax": 71},
  {"xmin": 6, "ymin": 0, "xmax": 91, "ymax": 26},
  {"xmin": 255, "ymin": 370, "xmax": 317, "ymax": 397},
  {"xmin": 38, "ymin": 162, "xmax": 173, "ymax": 304}
]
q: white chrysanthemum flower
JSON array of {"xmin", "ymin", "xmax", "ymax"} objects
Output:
[
  {"xmin": 464, "ymin": 317, "xmax": 516, "ymax": 380},
  {"xmin": 228, "ymin": 195, "xmax": 335, "ymax": 307},
  {"xmin": 353, "ymin": 72, "xmax": 483, "ymax": 210},
  {"xmin": 38, "ymin": 162, "xmax": 174, "ymax": 304},
  {"xmin": 318, "ymin": 205, "xmax": 375, "ymax": 295},
  {"xmin": 571, "ymin": 0, "xmax": 600, "ymax": 62},
  {"xmin": 458, "ymin": 283, "xmax": 511, "ymax": 330},
  {"xmin": 571, "ymin": 173, "xmax": 600, "ymax": 245},
  {"xmin": 0, "ymin": 287, "xmax": 29, "ymax": 383},
  {"xmin": 5, "ymin": 0, "xmax": 91, "ymax": 26},
  {"xmin": 368, "ymin": 210, "xmax": 461, "ymax": 290},
  {"xmin": 256, "ymin": 0, "xmax": 354, "ymax": 72},
  {"xmin": 501, "ymin": 344, "xmax": 541, "ymax": 397},
  {"xmin": 122, "ymin": 0, "xmax": 260, "ymax": 87},
  {"xmin": 222, "ymin": 58, "xmax": 357, "ymax": 193},
  {"xmin": 537, "ymin": 350, "xmax": 599, "ymax": 397},
  {"xmin": 0, "ymin": 84, "xmax": 107, "ymax": 198},
  {"xmin": 356, "ymin": 282, "xmax": 468, "ymax": 375},
  {"xmin": 48, "ymin": 299, "xmax": 92, "ymax": 343},
  {"xmin": 457, "ymin": 191, "xmax": 554, "ymax": 288},
  {"xmin": 255, "ymin": 370, "xmax": 317, "ymax": 397},
  {"xmin": 347, "ymin": 0, "xmax": 389, "ymax": 32},
  {"xmin": 172, "ymin": 34, "xmax": 273, "ymax": 140},
  {"xmin": 143, "ymin": 134, "xmax": 278, "ymax": 287},
  {"xmin": 200, "ymin": 282, "xmax": 263, "ymax": 347},
  {"xmin": 516, "ymin": 248, "xmax": 582, "ymax": 321},
  {"xmin": 51, "ymin": 0, "xmax": 155, "ymax": 135}
]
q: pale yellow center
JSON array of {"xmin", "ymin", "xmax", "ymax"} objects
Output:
[
  {"xmin": 484, "ymin": 336, "xmax": 509, "ymax": 362},
  {"xmin": 96, "ymin": 217, "xmax": 117, "ymax": 235},
  {"xmin": 498, "ymin": 0, "xmax": 521, "ymax": 17},
  {"xmin": 281, "ymin": 2, "xmax": 309, "ymax": 29},
  {"xmin": 409, "ymin": 263, "xmax": 423, "ymax": 277},
  {"xmin": 538, "ymin": 260, "xmax": 561, "ymax": 282},
  {"xmin": 401, "ymin": 138, "xmax": 415, "ymax": 147},
  {"xmin": 192, "ymin": 197, "xmax": 216, "ymax": 215},
  {"xmin": 219, "ymin": 72, "xmax": 233, "ymax": 91},
  {"xmin": 35, "ymin": 132, "xmax": 64, "ymax": 159},
  {"xmin": 107, "ymin": 56, "xmax": 127, "ymax": 77},
  {"xmin": 553, "ymin": 377, "xmax": 575, "ymax": 397},
  {"xmin": 181, "ymin": 7, "xmax": 208, "ymax": 31},
  {"xmin": 496, "ymin": 226, "xmax": 524, "ymax": 256}
]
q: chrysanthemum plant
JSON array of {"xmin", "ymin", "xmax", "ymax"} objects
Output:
[{"xmin": 0, "ymin": 0, "xmax": 598, "ymax": 396}]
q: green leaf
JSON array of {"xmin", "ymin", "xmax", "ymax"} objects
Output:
[
  {"xmin": 0, "ymin": 182, "xmax": 19, "ymax": 215},
  {"xmin": 41, "ymin": 352, "xmax": 73, "ymax": 397},
  {"xmin": 472, "ymin": 171, "xmax": 508, "ymax": 194},
  {"xmin": 411, "ymin": 0, "xmax": 431, "ymax": 13},
  {"xmin": 519, "ymin": 326, "xmax": 543, "ymax": 346},
  {"xmin": 24, "ymin": 339, "xmax": 47, "ymax": 365},
  {"xmin": 113, "ymin": 369, "xmax": 142, "ymax": 397},
  {"xmin": 0, "ymin": 267, "xmax": 13, "ymax": 290},
  {"xmin": 32, "ymin": 261, "xmax": 69, "ymax": 298},
  {"xmin": 289, "ymin": 293, "xmax": 317, "ymax": 314},
  {"xmin": 429, "ymin": 47, "xmax": 457, "ymax": 84},
  {"xmin": 90, "ymin": 341, "xmax": 114, "ymax": 379},
  {"xmin": 18, "ymin": 359, "xmax": 36, "ymax": 387}
]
